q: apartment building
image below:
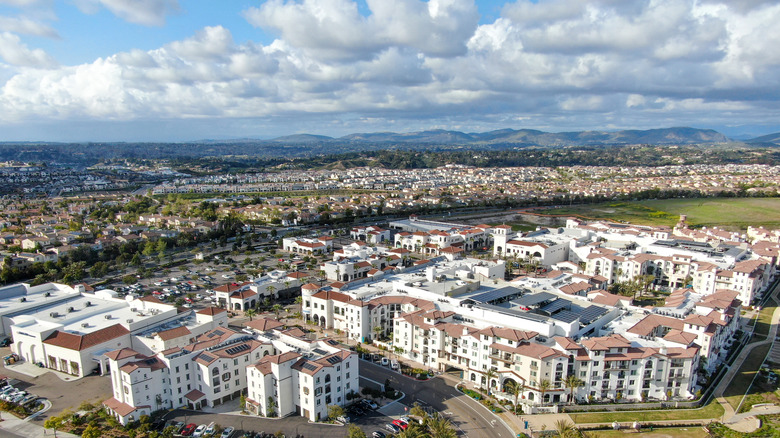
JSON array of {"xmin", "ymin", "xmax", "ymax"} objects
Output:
[{"xmin": 245, "ymin": 339, "xmax": 358, "ymax": 421}]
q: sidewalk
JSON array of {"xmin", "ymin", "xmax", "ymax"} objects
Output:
[{"xmin": 0, "ymin": 411, "xmax": 80, "ymax": 438}]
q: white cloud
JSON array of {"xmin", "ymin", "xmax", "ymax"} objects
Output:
[
  {"xmin": 0, "ymin": 31, "xmax": 56, "ymax": 67},
  {"xmin": 0, "ymin": 15, "xmax": 58, "ymax": 38},
  {"xmin": 2, "ymin": 0, "xmax": 780, "ymax": 139},
  {"xmin": 243, "ymin": 0, "xmax": 479, "ymax": 61},
  {"xmin": 73, "ymin": 0, "xmax": 180, "ymax": 26}
]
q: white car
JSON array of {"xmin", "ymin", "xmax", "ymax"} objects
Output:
[
  {"xmin": 390, "ymin": 360, "xmax": 399, "ymax": 370},
  {"xmin": 220, "ymin": 427, "xmax": 235, "ymax": 438},
  {"xmin": 193, "ymin": 424, "xmax": 207, "ymax": 437}
]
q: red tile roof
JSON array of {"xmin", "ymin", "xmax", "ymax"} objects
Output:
[{"xmin": 43, "ymin": 324, "xmax": 130, "ymax": 351}]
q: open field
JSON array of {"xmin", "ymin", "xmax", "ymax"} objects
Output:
[
  {"xmin": 723, "ymin": 342, "xmax": 773, "ymax": 410},
  {"xmin": 531, "ymin": 198, "xmax": 780, "ymax": 230},
  {"xmin": 569, "ymin": 400, "xmax": 724, "ymax": 424}
]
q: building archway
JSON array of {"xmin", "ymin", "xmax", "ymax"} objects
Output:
[{"xmin": 502, "ymin": 377, "xmax": 517, "ymax": 393}]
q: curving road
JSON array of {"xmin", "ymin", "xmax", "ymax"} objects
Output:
[{"xmin": 359, "ymin": 360, "xmax": 513, "ymax": 438}]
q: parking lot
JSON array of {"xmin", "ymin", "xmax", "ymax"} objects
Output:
[{"xmin": 1, "ymin": 347, "xmax": 113, "ymax": 420}]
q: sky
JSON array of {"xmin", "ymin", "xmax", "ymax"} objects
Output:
[{"xmin": 0, "ymin": 0, "xmax": 779, "ymax": 142}]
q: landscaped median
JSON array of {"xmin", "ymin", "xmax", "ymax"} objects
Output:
[{"xmin": 568, "ymin": 399, "xmax": 724, "ymax": 424}]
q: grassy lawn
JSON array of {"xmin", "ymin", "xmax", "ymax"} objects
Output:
[
  {"xmin": 753, "ymin": 299, "xmax": 776, "ymax": 338},
  {"xmin": 569, "ymin": 400, "xmax": 724, "ymax": 424},
  {"xmin": 722, "ymin": 342, "xmax": 773, "ymax": 410},
  {"xmin": 533, "ymin": 198, "xmax": 780, "ymax": 230},
  {"xmin": 587, "ymin": 427, "xmax": 709, "ymax": 438}
]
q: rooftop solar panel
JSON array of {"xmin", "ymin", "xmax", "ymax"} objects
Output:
[
  {"xmin": 540, "ymin": 299, "xmax": 570, "ymax": 314},
  {"xmin": 469, "ymin": 286, "xmax": 524, "ymax": 304},
  {"xmin": 312, "ymin": 348, "xmax": 328, "ymax": 355},
  {"xmin": 326, "ymin": 356, "xmax": 341, "ymax": 364},
  {"xmin": 302, "ymin": 362, "xmax": 318, "ymax": 371},
  {"xmin": 199, "ymin": 353, "xmax": 214, "ymax": 362},
  {"xmin": 550, "ymin": 310, "xmax": 580, "ymax": 323},
  {"xmin": 513, "ymin": 292, "xmax": 557, "ymax": 307},
  {"xmin": 579, "ymin": 306, "xmax": 609, "ymax": 324}
]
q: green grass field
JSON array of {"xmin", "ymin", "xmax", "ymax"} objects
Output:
[
  {"xmin": 753, "ymin": 299, "xmax": 776, "ymax": 338},
  {"xmin": 569, "ymin": 400, "xmax": 724, "ymax": 424},
  {"xmin": 723, "ymin": 342, "xmax": 773, "ymax": 410},
  {"xmin": 533, "ymin": 198, "xmax": 780, "ymax": 230},
  {"xmin": 587, "ymin": 427, "xmax": 709, "ymax": 438}
]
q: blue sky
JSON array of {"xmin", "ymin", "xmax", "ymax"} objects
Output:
[{"xmin": 0, "ymin": 0, "xmax": 779, "ymax": 142}]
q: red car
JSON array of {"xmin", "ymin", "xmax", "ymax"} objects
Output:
[
  {"xmin": 180, "ymin": 423, "xmax": 197, "ymax": 436},
  {"xmin": 392, "ymin": 419, "xmax": 408, "ymax": 430}
]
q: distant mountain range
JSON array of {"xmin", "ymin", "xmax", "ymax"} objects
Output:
[
  {"xmin": 269, "ymin": 127, "xmax": 735, "ymax": 146},
  {"xmin": 1, "ymin": 127, "xmax": 778, "ymax": 165},
  {"xmin": 748, "ymin": 132, "xmax": 780, "ymax": 145}
]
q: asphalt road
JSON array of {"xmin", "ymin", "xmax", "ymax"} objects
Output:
[{"xmin": 359, "ymin": 360, "xmax": 513, "ymax": 438}]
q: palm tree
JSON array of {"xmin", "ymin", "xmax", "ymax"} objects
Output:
[
  {"xmin": 426, "ymin": 413, "xmax": 457, "ymax": 438},
  {"xmin": 554, "ymin": 419, "xmax": 578, "ymax": 438},
  {"xmin": 373, "ymin": 325, "xmax": 383, "ymax": 341},
  {"xmin": 563, "ymin": 374, "xmax": 584, "ymax": 405},
  {"xmin": 266, "ymin": 284, "xmax": 276, "ymax": 298},
  {"xmin": 539, "ymin": 379, "xmax": 551, "ymax": 406},
  {"xmin": 272, "ymin": 303, "xmax": 283, "ymax": 320},
  {"xmin": 483, "ymin": 368, "xmax": 498, "ymax": 395},
  {"xmin": 504, "ymin": 380, "xmax": 522, "ymax": 414},
  {"xmin": 245, "ymin": 308, "xmax": 257, "ymax": 322}
]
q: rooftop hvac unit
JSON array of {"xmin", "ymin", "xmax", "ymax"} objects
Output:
[
  {"xmin": 81, "ymin": 323, "xmax": 89, "ymax": 328},
  {"xmin": 105, "ymin": 314, "xmax": 112, "ymax": 320},
  {"xmin": 19, "ymin": 297, "xmax": 26, "ymax": 303},
  {"xmin": 126, "ymin": 319, "xmax": 133, "ymax": 324},
  {"xmin": 49, "ymin": 312, "xmax": 59, "ymax": 318},
  {"xmin": 67, "ymin": 307, "xmax": 74, "ymax": 313},
  {"xmin": 44, "ymin": 292, "xmax": 51, "ymax": 297},
  {"xmin": 84, "ymin": 301, "xmax": 91, "ymax": 307},
  {"xmin": 130, "ymin": 308, "xmax": 137, "ymax": 312}
]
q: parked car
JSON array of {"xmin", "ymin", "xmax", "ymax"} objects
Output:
[
  {"xmin": 385, "ymin": 423, "xmax": 401, "ymax": 433},
  {"xmin": 361, "ymin": 399, "xmax": 379, "ymax": 410},
  {"xmin": 380, "ymin": 357, "xmax": 389, "ymax": 366},
  {"xmin": 337, "ymin": 415, "xmax": 351, "ymax": 424},
  {"xmin": 392, "ymin": 419, "xmax": 408, "ymax": 430},
  {"xmin": 180, "ymin": 423, "xmax": 197, "ymax": 436},
  {"xmin": 192, "ymin": 424, "xmax": 207, "ymax": 437},
  {"xmin": 372, "ymin": 432, "xmax": 386, "ymax": 438},
  {"xmin": 220, "ymin": 426, "xmax": 235, "ymax": 438},
  {"xmin": 390, "ymin": 360, "xmax": 399, "ymax": 370},
  {"xmin": 204, "ymin": 422, "xmax": 217, "ymax": 436}
]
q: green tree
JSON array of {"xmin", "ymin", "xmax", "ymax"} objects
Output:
[
  {"xmin": 539, "ymin": 379, "xmax": 551, "ymax": 407},
  {"xmin": 563, "ymin": 374, "xmax": 584, "ymax": 405},
  {"xmin": 327, "ymin": 404, "xmax": 345, "ymax": 420},
  {"xmin": 272, "ymin": 303, "xmax": 283, "ymax": 320},
  {"xmin": 483, "ymin": 368, "xmax": 498, "ymax": 395},
  {"xmin": 426, "ymin": 413, "xmax": 457, "ymax": 438},
  {"xmin": 81, "ymin": 425, "xmax": 102, "ymax": 438},
  {"xmin": 44, "ymin": 413, "xmax": 65, "ymax": 437},
  {"xmin": 123, "ymin": 274, "xmax": 138, "ymax": 285},
  {"xmin": 347, "ymin": 423, "xmax": 366, "ymax": 438},
  {"xmin": 245, "ymin": 309, "xmax": 257, "ymax": 321},
  {"xmin": 505, "ymin": 379, "xmax": 523, "ymax": 414}
]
